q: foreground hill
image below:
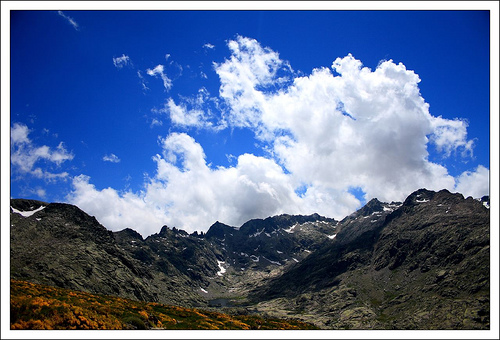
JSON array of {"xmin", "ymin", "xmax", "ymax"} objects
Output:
[
  {"xmin": 10, "ymin": 188, "xmax": 490, "ymax": 329},
  {"xmin": 10, "ymin": 280, "xmax": 317, "ymax": 330}
]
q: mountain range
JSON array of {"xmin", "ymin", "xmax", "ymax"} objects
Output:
[{"xmin": 10, "ymin": 188, "xmax": 490, "ymax": 329}]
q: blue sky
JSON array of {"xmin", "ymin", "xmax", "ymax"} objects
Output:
[{"xmin": 4, "ymin": 5, "xmax": 497, "ymax": 236}]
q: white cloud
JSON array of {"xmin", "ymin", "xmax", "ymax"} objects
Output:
[
  {"xmin": 146, "ymin": 64, "xmax": 172, "ymax": 91},
  {"xmin": 67, "ymin": 36, "xmax": 488, "ymax": 237},
  {"xmin": 137, "ymin": 70, "xmax": 149, "ymax": 91},
  {"xmin": 203, "ymin": 43, "xmax": 215, "ymax": 50},
  {"xmin": 454, "ymin": 165, "xmax": 490, "ymax": 198},
  {"xmin": 11, "ymin": 122, "xmax": 30, "ymax": 144},
  {"xmin": 11, "ymin": 123, "xmax": 74, "ymax": 180},
  {"xmin": 165, "ymin": 98, "xmax": 208, "ymax": 128},
  {"xmin": 69, "ymin": 132, "xmax": 362, "ymax": 236},
  {"xmin": 36, "ymin": 188, "xmax": 47, "ymax": 199},
  {"xmin": 57, "ymin": 11, "xmax": 79, "ymax": 31},
  {"xmin": 161, "ymin": 88, "xmax": 224, "ymax": 130},
  {"xmin": 103, "ymin": 153, "xmax": 120, "ymax": 163},
  {"xmin": 35, "ymin": 188, "xmax": 47, "ymax": 199},
  {"xmin": 150, "ymin": 118, "xmax": 163, "ymax": 127},
  {"xmin": 67, "ymin": 175, "xmax": 169, "ymax": 237},
  {"xmin": 214, "ymin": 35, "xmax": 286, "ymax": 135},
  {"xmin": 113, "ymin": 54, "xmax": 131, "ymax": 68},
  {"xmin": 213, "ymin": 39, "xmax": 483, "ymax": 203},
  {"xmin": 430, "ymin": 116, "xmax": 474, "ymax": 157}
]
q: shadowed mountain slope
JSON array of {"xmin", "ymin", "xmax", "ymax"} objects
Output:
[{"xmin": 249, "ymin": 189, "xmax": 490, "ymax": 329}]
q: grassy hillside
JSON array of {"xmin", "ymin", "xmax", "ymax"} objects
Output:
[{"xmin": 10, "ymin": 280, "xmax": 317, "ymax": 330}]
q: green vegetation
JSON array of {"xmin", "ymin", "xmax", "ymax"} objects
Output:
[{"xmin": 10, "ymin": 280, "xmax": 318, "ymax": 330}]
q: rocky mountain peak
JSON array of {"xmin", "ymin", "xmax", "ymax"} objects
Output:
[
  {"xmin": 158, "ymin": 225, "xmax": 171, "ymax": 237},
  {"xmin": 155, "ymin": 225, "xmax": 189, "ymax": 238},
  {"xmin": 205, "ymin": 221, "xmax": 236, "ymax": 239},
  {"xmin": 402, "ymin": 188, "xmax": 437, "ymax": 206},
  {"xmin": 357, "ymin": 198, "xmax": 384, "ymax": 216},
  {"xmin": 114, "ymin": 228, "xmax": 144, "ymax": 242}
]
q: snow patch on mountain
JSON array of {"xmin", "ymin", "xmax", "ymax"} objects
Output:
[
  {"xmin": 217, "ymin": 260, "xmax": 226, "ymax": 276},
  {"xmin": 383, "ymin": 203, "xmax": 402, "ymax": 212},
  {"xmin": 263, "ymin": 256, "xmax": 281, "ymax": 266},
  {"xmin": 283, "ymin": 223, "xmax": 298, "ymax": 233},
  {"xmin": 250, "ymin": 228, "xmax": 265, "ymax": 238},
  {"xmin": 11, "ymin": 205, "xmax": 46, "ymax": 217}
]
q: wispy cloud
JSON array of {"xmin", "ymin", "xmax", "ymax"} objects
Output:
[
  {"xmin": 137, "ymin": 71, "xmax": 149, "ymax": 91},
  {"xmin": 160, "ymin": 88, "xmax": 225, "ymax": 130},
  {"xmin": 113, "ymin": 54, "xmax": 131, "ymax": 68},
  {"xmin": 146, "ymin": 64, "xmax": 172, "ymax": 91},
  {"xmin": 203, "ymin": 43, "xmax": 215, "ymax": 50},
  {"xmin": 57, "ymin": 11, "xmax": 79, "ymax": 31},
  {"xmin": 150, "ymin": 118, "xmax": 163, "ymax": 128},
  {"xmin": 11, "ymin": 123, "xmax": 74, "ymax": 181},
  {"xmin": 103, "ymin": 153, "xmax": 121, "ymax": 163}
]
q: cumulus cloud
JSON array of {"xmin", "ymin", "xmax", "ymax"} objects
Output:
[
  {"xmin": 147, "ymin": 64, "xmax": 172, "ymax": 91},
  {"xmin": 103, "ymin": 153, "xmax": 120, "ymax": 163},
  {"xmin": 113, "ymin": 54, "xmax": 131, "ymax": 68},
  {"xmin": 454, "ymin": 165, "xmax": 490, "ymax": 199},
  {"xmin": 68, "ymin": 132, "xmax": 370, "ymax": 236},
  {"xmin": 57, "ymin": 11, "xmax": 79, "ymax": 31},
  {"xmin": 214, "ymin": 35, "xmax": 288, "ymax": 135},
  {"xmin": 67, "ymin": 36, "xmax": 489, "ymax": 237},
  {"xmin": 67, "ymin": 175, "xmax": 169, "ymax": 237},
  {"xmin": 69, "ymin": 133, "xmax": 303, "ymax": 235},
  {"xmin": 213, "ymin": 38, "xmax": 487, "ymax": 202},
  {"xmin": 11, "ymin": 123, "xmax": 74, "ymax": 181}
]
